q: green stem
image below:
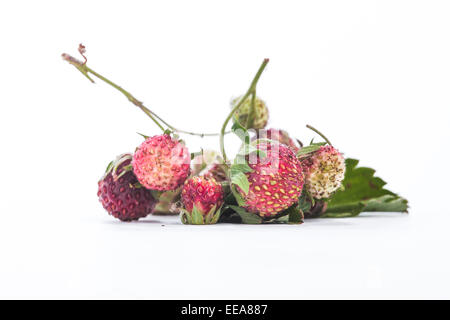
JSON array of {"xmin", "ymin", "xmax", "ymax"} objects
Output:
[
  {"xmin": 62, "ymin": 53, "xmax": 223, "ymax": 137},
  {"xmin": 220, "ymin": 59, "xmax": 269, "ymax": 164},
  {"xmin": 306, "ymin": 124, "xmax": 332, "ymax": 146},
  {"xmin": 86, "ymin": 67, "xmax": 166, "ymax": 132},
  {"xmin": 245, "ymin": 91, "xmax": 257, "ymax": 129}
]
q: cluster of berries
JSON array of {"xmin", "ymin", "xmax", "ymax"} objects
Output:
[
  {"xmin": 97, "ymin": 106, "xmax": 345, "ymax": 224},
  {"xmin": 63, "ymin": 46, "xmax": 346, "ymax": 225}
]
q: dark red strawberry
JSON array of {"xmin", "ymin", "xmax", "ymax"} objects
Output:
[{"xmin": 98, "ymin": 154, "xmax": 156, "ymax": 221}]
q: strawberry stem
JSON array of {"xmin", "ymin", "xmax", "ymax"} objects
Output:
[
  {"xmin": 306, "ymin": 124, "xmax": 332, "ymax": 146},
  {"xmin": 245, "ymin": 92, "xmax": 257, "ymax": 129},
  {"xmin": 62, "ymin": 50, "xmax": 223, "ymax": 137},
  {"xmin": 220, "ymin": 59, "xmax": 269, "ymax": 164},
  {"xmin": 85, "ymin": 67, "xmax": 166, "ymax": 132}
]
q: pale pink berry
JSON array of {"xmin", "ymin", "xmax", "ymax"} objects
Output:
[{"xmin": 132, "ymin": 134, "xmax": 190, "ymax": 191}]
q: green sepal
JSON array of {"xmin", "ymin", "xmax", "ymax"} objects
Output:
[
  {"xmin": 130, "ymin": 182, "xmax": 143, "ymax": 189},
  {"xmin": 180, "ymin": 209, "xmax": 192, "ymax": 224},
  {"xmin": 163, "ymin": 129, "xmax": 173, "ymax": 136},
  {"xmin": 297, "ymin": 145, "xmax": 321, "ymax": 157},
  {"xmin": 137, "ymin": 132, "xmax": 150, "ymax": 140},
  {"xmin": 204, "ymin": 205, "xmax": 222, "ymax": 225},
  {"xmin": 181, "ymin": 205, "xmax": 222, "ymax": 225},
  {"xmin": 204, "ymin": 205, "xmax": 217, "ymax": 224},
  {"xmin": 105, "ymin": 161, "xmax": 114, "ymax": 174},
  {"xmin": 191, "ymin": 205, "xmax": 204, "ymax": 225},
  {"xmin": 210, "ymin": 210, "xmax": 222, "ymax": 224},
  {"xmin": 115, "ymin": 164, "xmax": 133, "ymax": 180}
]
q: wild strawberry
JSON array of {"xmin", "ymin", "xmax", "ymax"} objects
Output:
[
  {"xmin": 202, "ymin": 162, "xmax": 228, "ymax": 183},
  {"xmin": 97, "ymin": 154, "xmax": 157, "ymax": 221},
  {"xmin": 181, "ymin": 176, "xmax": 224, "ymax": 224},
  {"xmin": 302, "ymin": 145, "xmax": 346, "ymax": 199},
  {"xmin": 231, "ymin": 95, "xmax": 269, "ymax": 130},
  {"xmin": 191, "ymin": 150, "xmax": 221, "ymax": 175},
  {"xmin": 132, "ymin": 134, "xmax": 190, "ymax": 191},
  {"xmin": 191, "ymin": 150, "xmax": 228, "ymax": 183},
  {"xmin": 239, "ymin": 142, "xmax": 304, "ymax": 217}
]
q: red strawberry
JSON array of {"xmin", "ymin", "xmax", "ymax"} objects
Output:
[
  {"xmin": 181, "ymin": 176, "xmax": 224, "ymax": 224},
  {"xmin": 97, "ymin": 154, "xmax": 156, "ymax": 221},
  {"xmin": 239, "ymin": 141, "xmax": 304, "ymax": 218}
]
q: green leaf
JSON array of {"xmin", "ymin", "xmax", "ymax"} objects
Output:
[
  {"xmin": 324, "ymin": 158, "xmax": 409, "ymax": 217},
  {"xmin": 230, "ymin": 171, "xmax": 250, "ymax": 195},
  {"xmin": 229, "ymin": 205, "xmax": 262, "ymax": 224},
  {"xmin": 364, "ymin": 195, "xmax": 409, "ymax": 212},
  {"xmin": 322, "ymin": 202, "xmax": 366, "ymax": 218},
  {"xmin": 297, "ymin": 145, "xmax": 321, "ymax": 157},
  {"xmin": 230, "ymin": 163, "xmax": 253, "ymax": 174}
]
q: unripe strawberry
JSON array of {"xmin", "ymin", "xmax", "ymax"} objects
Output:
[
  {"xmin": 202, "ymin": 162, "xmax": 228, "ymax": 183},
  {"xmin": 302, "ymin": 145, "xmax": 346, "ymax": 199},
  {"xmin": 132, "ymin": 134, "xmax": 190, "ymax": 191},
  {"xmin": 239, "ymin": 142, "xmax": 304, "ymax": 218},
  {"xmin": 231, "ymin": 95, "xmax": 269, "ymax": 130},
  {"xmin": 191, "ymin": 150, "xmax": 228, "ymax": 183},
  {"xmin": 97, "ymin": 154, "xmax": 157, "ymax": 221},
  {"xmin": 181, "ymin": 176, "xmax": 224, "ymax": 224},
  {"xmin": 191, "ymin": 150, "xmax": 221, "ymax": 176}
]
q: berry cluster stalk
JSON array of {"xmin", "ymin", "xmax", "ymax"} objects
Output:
[
  {"xmin": 219, "ymin": 58, "xmax": 269, "ymax": 164},
  {"xmin": 306, "ymin": 124, "xmax": 332, "ymax": 146},
  {"xmin": 62, "ymin": 50, "xmax": 222, "ymax": 137}
]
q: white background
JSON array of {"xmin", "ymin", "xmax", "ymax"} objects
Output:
[{"xmin": 0, "ymin": 0, "xmax": 449, "ymax": 299}]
